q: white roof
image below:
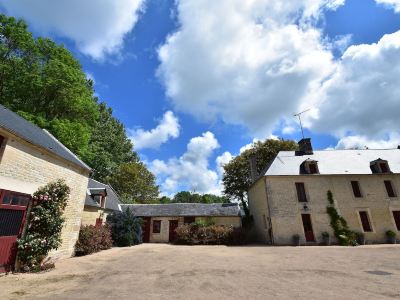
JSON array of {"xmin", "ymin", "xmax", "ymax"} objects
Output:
[{"xmin": 264, "ymin": 149, "xmax": 400, "ymax": 176}]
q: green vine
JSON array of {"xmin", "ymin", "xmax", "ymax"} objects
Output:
[
  {"xmin": 326, "ymin": 190, "xmax": 356, "ymax": 246},
  {"xmin": 17, "ymin": 180, "xmax": 70, "ymax": 272}
]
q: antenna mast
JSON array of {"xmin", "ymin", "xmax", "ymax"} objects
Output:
[{"xmin": 293, "ymin": 109, "xmax": 310, "ymax": 139}]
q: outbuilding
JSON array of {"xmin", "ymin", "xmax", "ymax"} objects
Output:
[{"xmin": 120, "ymin": 203, "xmax": 242, "ymax": 243}]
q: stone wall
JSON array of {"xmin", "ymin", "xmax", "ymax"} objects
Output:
[
  {"xmin": 81, "ymin": 206, "xmax": 114, "ymax": 226},
  {"xmin": 0, "ymin": 129, "xmax": 90, "ymax": 258},
  {"xmin": 249, "ymin": 173, "xmax": 400, "ymax": 245}
]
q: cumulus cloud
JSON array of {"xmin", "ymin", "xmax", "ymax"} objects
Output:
[
  {"xmin": 310, "ymin": 31, "xmax": 400, "ymax": 138},
  {"xmin": 157, "ymin": 0, "xmax": 341, "ymax": 137},
  {"xmin": 129, "ymin": 111, "xmax": 180, "ymax": 150},
  {"xmin": 150, "ymin": 131, "xmax": 221, "ymax": 195},
  {"xmin": 375, "ymin": 0, "xmax": 400, "ymax": 12},
  {"xmin": 0, "ymin": 0, "xmax": 144, "ymax": 60},
  {"xmin": 334, "ymin": 133, "xmax": 400, "ymax": 149}
]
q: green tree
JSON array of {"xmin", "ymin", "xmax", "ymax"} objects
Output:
[
  {"xmin": 172, "ymin": 191, "xmax": 230, "ymax": 203},
  {"xmin": 222, "ymin": 139, "xmax": 298, "ymax": 216},
  {"xmin": 108, "ymin": 162, "xmax": 160, "ymax": 204}
]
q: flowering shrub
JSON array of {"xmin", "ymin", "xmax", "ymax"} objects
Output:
[
  {"xmin": 106, "ymin": 207, "xmax": 143, "ymax": 247},
  {"xmin": 175, "ymin": 224, "xmax": 247, "ymax": 245},
  {"xmin": 75, "ymin": 225, "xmax": 112, "ymax": 256},
  {"xmin": 17, "ymin": 180, "xmax": 70, "ymax": 272}
]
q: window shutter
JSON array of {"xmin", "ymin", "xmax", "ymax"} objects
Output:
[
  {"xmin": 295, "ymin": 183, "xmax": 307, "ymax": 202},
  {"xmin": 384, "ymin": 180, "xmax": 396, "ymax": 198},
  {"xmin": 351, "ymin": 181, "xmax": 362, "ymax": 198},
  {"xmin": 359, "ymin": 211, "xmax": 372, "ymax": 232}
]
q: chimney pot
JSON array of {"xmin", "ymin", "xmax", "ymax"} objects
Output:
[{"xmin": 296, "ymin": 138, "xmax": 313, "ymax": 156}]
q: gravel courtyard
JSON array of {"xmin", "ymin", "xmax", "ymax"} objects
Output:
[{"xmin": 1, "ymin": 244, "xmax": 400, "ymax": 299}]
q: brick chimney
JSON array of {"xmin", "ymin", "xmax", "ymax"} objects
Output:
[
  {"xmin": 249, "ymin": 156, "xmax": 257, "ymax": 182},
  {"xmin": 295, "ymin": 138, "xmax": 313, "ymax": 156}
]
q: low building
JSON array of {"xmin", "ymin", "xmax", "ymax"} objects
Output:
[
  {"xmin": 0, "ymin": 104, "xmax": 91, "ymax": 272},
  {"xmin": 121, "ymin": 203, "xmax": 242, "ymax": 243},
  {"xmin": 82, "ymin": 179, "xmax": 122, "ymax": 226},
  {"xmin": 248, "ymin": 138, "xmax": 400, "ymax": 245}
]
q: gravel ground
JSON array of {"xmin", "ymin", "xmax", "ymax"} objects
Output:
[{"xmin": 1, "ymin": 244, "xmax": 400, "ymax": 300}]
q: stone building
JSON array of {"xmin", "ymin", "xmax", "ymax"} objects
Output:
[
  {"xmin": 248, "ymin": 138, "xmax": 400, "ymax": 245},
  {"xmin": 0, "ymin": 104, "xmax": 91, "ymax": 272},
  {"xmin": 82, "ymin": 178, "xmax": 121, "ymax": 226},
  {"xmin": 121, "ymin": 203, "xmax": 242, "ymax": 243}
]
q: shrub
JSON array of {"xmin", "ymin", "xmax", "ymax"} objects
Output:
[
  {"xmin": 386, "ymin": 230, "xmax": 396, "ymax": 238},
  {"xmin": 75, "ymin": 225, "xmax": 112, "ymax": 256},
  {"xmin": 175, "ymin": 224, "xmax": 247, "ymax": 245},
  {"xmin": 107, "ymin": 207, "xmax": 143, "ymax": 247},
  {"xmin": 17, "ymin": 180, "xmax": 70, "ymax": 272}
]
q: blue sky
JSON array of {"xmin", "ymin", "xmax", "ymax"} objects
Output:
[{"xmin": 1, "ymin": 0, "xmax": 400, "ymax": 195}]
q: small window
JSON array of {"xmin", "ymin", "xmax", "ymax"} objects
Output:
[
  {"xmin": 309, "ymin": 163, "xmax": 318, "ymax": 174},
  {"xmin": 384, "ymin": 180, "xmax": 396, "ymax": 198},
  {"xmin": 295, "ymin": 183, "xmax": 307, "ymax": 202},
  {"xmin": 184, "ymin": 216, "xmax": 195, "ymax": 224},
  {"xmin": 153, "ymin": 220, "xmax": 161, "ymax": 233},
  {"xmin": 392, "ymin": 211, "xmax": 400, "ymax": 231},
  {"xmin": 351, "ymin": 181, "xmax": 362, "ymax": 198},
  {"xmin": 359, "ymin": 211, "xmax": 372, "ymax": 232}
]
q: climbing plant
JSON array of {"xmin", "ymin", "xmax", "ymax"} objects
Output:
[
  {"xmin": 326, "ymin": 190, "xmax": 356, "ymax": 246},
  {"xmin": 17, "ymin": 180, "xmax": 70, "ymax": 272}
]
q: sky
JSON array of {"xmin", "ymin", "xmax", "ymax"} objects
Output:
[{"xmin": 0, "ymin": 0, "xmax": 400, "ymax": 196}]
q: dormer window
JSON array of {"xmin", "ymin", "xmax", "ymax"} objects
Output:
[
  {"xmin": 89, "ymin": 188, "xmax": 107, "ymax": 208},
  {"xmin": 300, "ymin": 159, "xmax": 319, "ymax": 175},
  {"xmin": 370, "ymin": 159, "xmax": 391, "ymax": 174}
]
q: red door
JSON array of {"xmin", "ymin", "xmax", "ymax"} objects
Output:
[
  {"xmin": 0, "ymin": 190, "xmax": 30, "ymax": 273},
  {"xmin": 142, "ymin": 217, "xmax": 151, "ymax": 243},
  {"xmin": 168, "ymin": 220, "xmax": 179, "ymax": 243},
  {"xmin": 301, "ymin": 214, "xmax": 315, "ymax": 242}
]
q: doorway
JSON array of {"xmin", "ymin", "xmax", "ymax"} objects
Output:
[
  {"xmin": 168, "ymin": 220, "xmax": 179, "ymax": 243},
  {"xmin": 301, "ymin": 214, "xmax": 315, "ymax": 242}
]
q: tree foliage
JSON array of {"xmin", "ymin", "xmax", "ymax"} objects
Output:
[
  {"xmin": 17, "ymin": 180, "xmax": 70, "ymax": 272},
  {"xmin": 169, "ymin": 191, "xmax": 230, "ymax": 204},
  {"xmin": 222, "ymin": 139, "xmax": 298, "ymax": 215},
  {"xmin": 108, "ymin": 162, "xmax": 160, "ymax": 204},
  {"xmin": 107, "ymin": 208, "xmax": 143, "ymax": 247}
]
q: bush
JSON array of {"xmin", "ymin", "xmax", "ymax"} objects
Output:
[
  {"xmin": 175, "ymin": 224, "xmax": 247, "ymax": 245},
  {"xmin": 17, "ymin": 180, "xmax": 70, "ymax": 272},
  {"xmin": 75, "ymin": 225, "xmax": 112, "ymax": 256},
  {"xmin": 386, "ymin": 230, "xmax": 396, "ymax": 238},
  {"xmin": 107, "ymin": 207, "xmax": 143, "ymax": 247}
]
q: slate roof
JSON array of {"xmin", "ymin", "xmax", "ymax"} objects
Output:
[
  {"xmin": 263, "ymin": 149, "xmax": 400, "ymax": 176},
  {"xmin": 85, "ymin": 178, "xmax": 121, "ymax": 211},
  {"xmin": 120, "ymin": 203, "xmax": 241, "ymax": 217},
  {"xmin": 0, "ymin": 104, "xmax": 90, "ymax": 170}
]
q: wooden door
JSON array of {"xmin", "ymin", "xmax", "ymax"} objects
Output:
[
  {"xmin": 168, "ymin": 220, "xmax": 179, "ymax": 243},
  {"xmin": 301, "ymin": 214, "xmax": 315, "ymax": 242},
  {"xmin": 0, "ymin": 190, "xmax": 30, "ymax": 273},
  {"xmin": 142, "ymin": 217, "xmax": 151, "ymax": 243}
]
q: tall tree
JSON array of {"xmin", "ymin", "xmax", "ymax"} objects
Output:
[
  {"xmin": 172, "ymin": 191, "xmax": 230, "ymax": 203},
  {"xmin": 222, "ymin": 139, "xmax": 298, "ymax": 216},
  {"xmin": 108, "ymin": 162, "xmax": 160, "ymax": 204}
]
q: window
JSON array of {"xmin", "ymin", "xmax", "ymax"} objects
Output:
[
  {"xmin": 153, "ymin": 220, "xmax": 161, "ymax": 233},
  {"xmin": 0, "ymin": 135, "xmax": 4, "ymax": 148},
  {"xmin": 295, "ymin": 183, "xmax": 307, "ymax": 202},
  {"xmin": 384, "ymin": 180, "xmax": 396, "ymax": 198},
  {"xmin": 351, "ymin": 181, "xmax": 362, "ymax": 198},
  {"xmin": 100, "ymin": 196, "xmax": 106, "ymax": 208},
  {"xmin": 359, "ymin": 211, "xmax": 372, "ymax": 232},
  {"xmin": 184, "ymin": 216, "xmax": 195, "ymax": 224},
  {"xmin": 392, "ymin": 211, "xmax": 400, "ymax": 231},
  {"xmin": 1, "ymin": 191, "xmax": 30, "ymax": 206},
  {"xmin": 309, "ymin": 163, "xmax": 318, "ymax": 174}
]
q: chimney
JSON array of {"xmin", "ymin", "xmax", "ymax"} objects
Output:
[
  {"xmin": 398, "ymin": 145, "xmax": 400, "ymax": 150},
  {"xmin": 249, "ymin": 156, "xmax": 257, "ymax": 182},
  {"xmin": 295, "ymin": 138, "xmax": 313, "ymax": 156}
]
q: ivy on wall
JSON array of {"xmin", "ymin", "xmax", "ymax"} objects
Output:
[
  {"xmin": 326, "ymin": 190, "xmax": 356, "ymax": 246},
  {"xmin": 17, "ymin": 180, "xmax": 70, "ymax": 272}
]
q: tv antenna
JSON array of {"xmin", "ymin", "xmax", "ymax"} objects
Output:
[{"xmin": 293, "ymin": 109, "xmax": 310, "ymax": 139}]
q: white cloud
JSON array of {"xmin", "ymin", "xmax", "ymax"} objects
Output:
[
  {"xmin": 216, "ymin": 151, "xmax": 233, "ymax": 176},
  {"xmin": 129, "ymin": 111, "xmax": 180, "ymax": 150},
  {"xmin": 310, "ymin": 31, "xmax": 400, "ymax": 139},
  {"xmin": 157, "ymin": 0, "xmax": 340, "ymax": 137},
  {"xmin": 334, "ymin": 133, "xmax": 400, "ymax": 149},
  {"xmin": 150, "ymin": 131, "xmax": 222, "ymax": 195},
  {"xmin": 0, "ymin": 0, "xmax": 144, "ymax": 60},
  {"xmin": 375, "ymin": 0, "xmax": 400, "ymax": 12}
]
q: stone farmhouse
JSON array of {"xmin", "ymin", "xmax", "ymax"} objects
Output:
[
  {"xmin": 0, "ymin": 104, "xmax": 91, "ymax": 272},
  {"xmin": 82, "ymin": 178, "xmax": 122, "ymax": 226},
  {"xmin": 249, "ymin": 138, "xmax": 400, "ymax": 245},
  {"xmin": 121, "ymin": 203, "xmax": 242, "ymax": 243}
]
